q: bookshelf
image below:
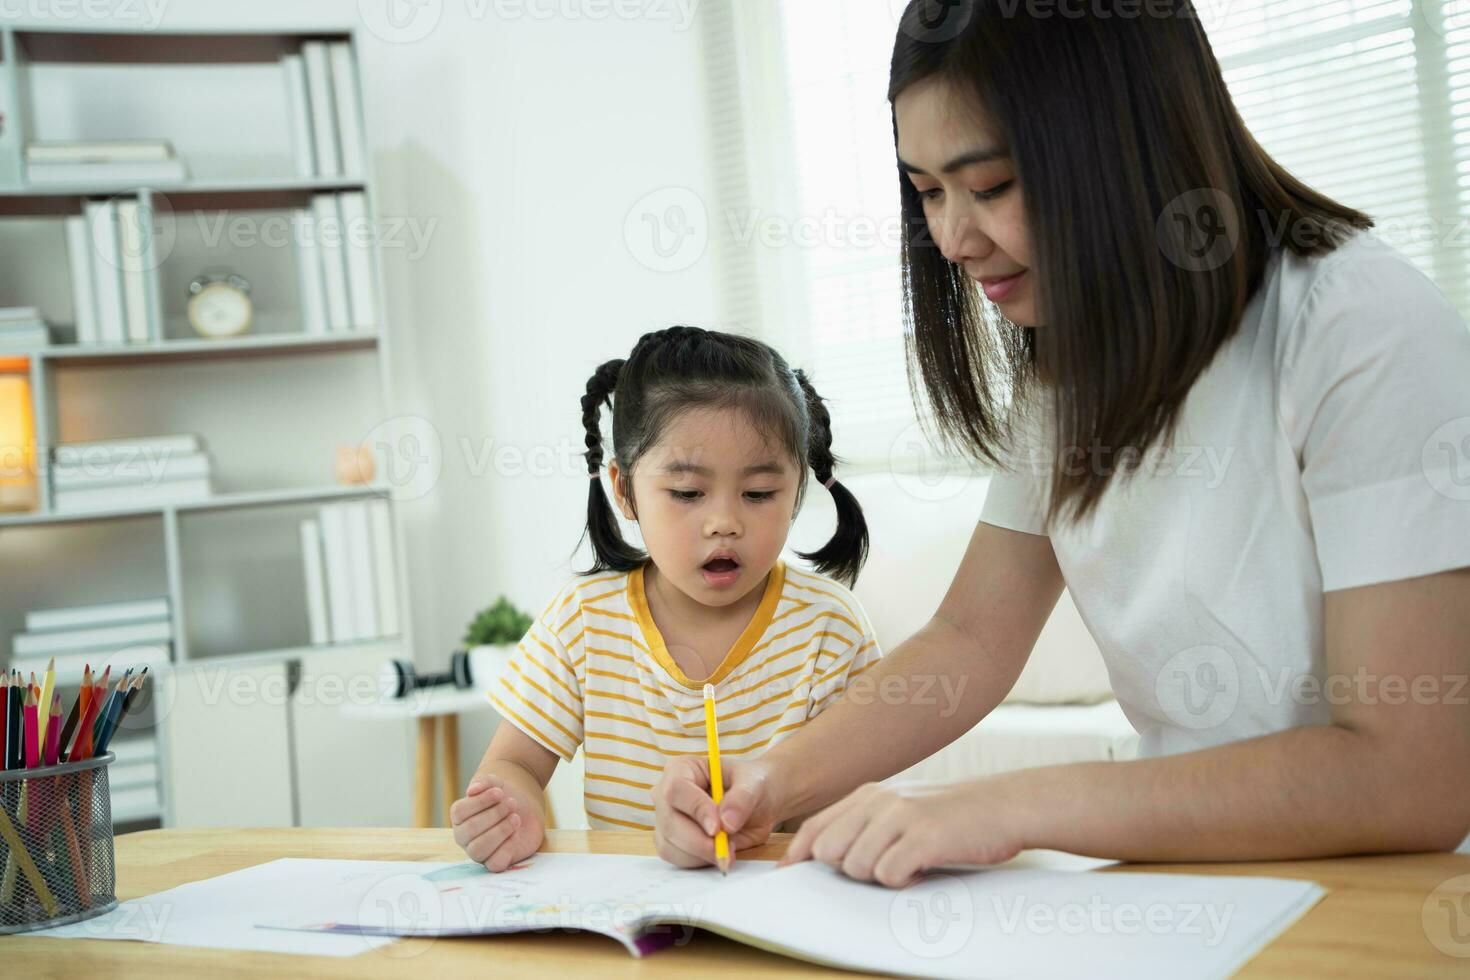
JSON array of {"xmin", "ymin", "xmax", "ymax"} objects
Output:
[{"xmin": 0, "ymin": 25, "xmax": 416, "ymax": 829}]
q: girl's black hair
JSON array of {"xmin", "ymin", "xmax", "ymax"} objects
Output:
[{"xmin": 577, "ymin": 325, "xmax": 869, "ymax": 587}]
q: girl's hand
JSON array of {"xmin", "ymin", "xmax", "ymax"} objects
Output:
[
  {"xmin": 777, "ymin": 778, "xmax": 1027, "ymax": 888},
  {"xmin": 450, "ymin": 773, "xmax": 545, "ymax": 872},
  {"xmin": 652, "ymin": 755, "xmax": 783, "ymax": 868}
]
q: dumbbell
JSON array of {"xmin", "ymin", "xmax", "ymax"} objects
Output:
[{"xmin": 379, "ymin": 649, "xmax": 474, "ymax": 699}]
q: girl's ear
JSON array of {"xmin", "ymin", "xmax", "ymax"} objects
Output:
[{"xmin": 607, "ymin": 461, "xmax": 637, "ymax": 522}]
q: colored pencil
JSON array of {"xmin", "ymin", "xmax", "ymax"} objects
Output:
[{"xmin": 36, "ymin": 657, "xmax": 55, "ymax": 749}]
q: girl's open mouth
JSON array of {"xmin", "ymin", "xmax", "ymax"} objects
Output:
[{"xmin": 701, "ymin": 556, "xmax": 741, "ymax": 588}]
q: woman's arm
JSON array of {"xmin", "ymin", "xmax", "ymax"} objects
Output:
[
  {"xmin": 652, "ymin": 521, "xmax": 1064, "ymax": 866},
  {"xmin": 782, "ymin": 567, "xmax": 1470, "ymax": 884},
  {"xmin": 770, "ymin": 521, "xmax": 1065, "ymax": 819}
]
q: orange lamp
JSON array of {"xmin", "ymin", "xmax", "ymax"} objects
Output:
[{"xmin": 0, "ymin": 357, "xmax": 38, "ymax": 512}]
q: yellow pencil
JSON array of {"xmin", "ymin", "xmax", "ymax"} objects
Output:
[
  {"xmin": 702, "ymin": 683, "xmax": 731, "ymax": 875},
  {"xmin": 0, "ymin": 800, "xmax": 57, "ymax": 917},
  {"xmin": 37, "ymin": 657, "xmax": 55, "ymax": 747}
]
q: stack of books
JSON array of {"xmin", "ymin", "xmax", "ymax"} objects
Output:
[
  {"xmin": 51, "ymin": 434, "xmax": 213, "ymax": 513},
  {"xmin": 300, "ymin": 498, "xmax": 400, "ymax": 645},
  {"xmin": 65, "ymin": 197, "xmax": 155, "ymax": 346},
  {"xmin": 110, "ymin": 735, "xmax": 164, "ymax": 824},
  {"xmin": 0, "ymin": 307, "xmax": 50, "ymax": 351},
  {"xmin": 24, "ymin": 139, "xmax": 188, "ymax": 187},
  {"xmin": 296, "ymin": 190, "xmax": 377, "ymax": 334},
  {"xmin": 279, "ymin": 40, "xmax": 376, "ymax": 335},
  {"xmin": 280, "ymin": 40, "xmax": 366, "ymax": 179},
  {"xmin": 8, "ymin": 597, "xmax": 173, "ymax": 684}
]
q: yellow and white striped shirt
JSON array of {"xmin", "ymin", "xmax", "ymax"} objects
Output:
[{"xmin": 488, "ymin": 560, "xmax": 882, "ymax": 831}]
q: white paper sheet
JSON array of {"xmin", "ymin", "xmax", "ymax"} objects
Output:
[
  {"xmin": 30, "ymin": 858, "xmax": 400, "ymax": 957},
  {"xmin": 695, "ymin": 862, "xmax": 1324, "ymax": 979}
]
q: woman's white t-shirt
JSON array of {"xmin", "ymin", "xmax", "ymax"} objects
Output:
[{"xmin": 981, "ymin": 231, "xmax": 1470, "ymax": 757}]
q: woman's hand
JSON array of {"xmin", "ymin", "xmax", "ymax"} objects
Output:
[
  {"xmin": 777, "ymin": 778, "xmax": 1028, "ymax": 888},
  {"xmin": 450, "ymin": 773, "xmax": 546, "ymax": 872},
  {"xmin": 652, "ymin": 755, "xmax": 784, "ymax": 867}
]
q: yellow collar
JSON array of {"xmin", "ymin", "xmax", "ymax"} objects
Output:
[{"xmin": 627, "ymin": 560, "xmax": 786, "ymax": 690}]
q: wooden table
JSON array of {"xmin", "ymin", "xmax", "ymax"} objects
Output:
[{"xmin": 5, "ymin": 828, "xmax": 1469, "ymax": 977}]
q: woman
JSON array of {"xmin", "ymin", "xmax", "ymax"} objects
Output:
[{"xmin": 650, "ymin": 0, "xmax": 1470, "ymax": 885}]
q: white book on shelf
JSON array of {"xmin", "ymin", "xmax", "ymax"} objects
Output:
[
  {"xmin": 0, "ymin": 306, "xmax": 42, "ymax": 321},
  {"xmin": 13, "ymin": 617, "xmax": 172, "ymax": 657},
  {"xmin": 319, "ymin": 503, "xmax": 357, "ymax": 642},
  {"xmin": 110, "ymin": 760, "xmax": 161, "ymax": 790},
  {"xmin": 281, "ymin": 52, "xmax": 318, "ymax": 178},
  {"xmin": 27, "ymin": 159, "xmax": 187, "ymax": 186},
  {"xmin": 84, "ymin": 199, "xmax": 128, "ymax": 345},
  {"xmin": 302, "ymin": 41, "xmax": 342, "ymax": 178},
  {"xmin": 26, "ymin": 139, "xmax": 174, "ymax": 163},
  {"xmin": 293, "ymin": 206, "xmax": 328, "ymax": 335},
  {"xmin": 115, "ymin": 197, "xmax": 152, "ymax": 344},
  {"xmin": 65, "ymin": 214, "xmax": 101, "ymax": 344},
  {"xmin": 110, "ymin": 783, "xmax": 163, "ymax": 822},
  {"xmin": 109, "ymin": 735, "xmax": 158, "ymax": 766},
  {"xmin": 300, "ymin": 517, "xmax": 331, "ymax": 646},
  {"xmin": 10, "ymin": 645, "xmax": 169, "ymax": 687},
  {"xmin": 367, "ymin": 498, "xmax": 400, "ymax": 638},
  {"xmin": 0, "ymin": 328, "xmax": 50, "ymax": 351},
  {"xmin": 26, "ymin": 596, "xmax": 169, "ymax": 633},
  {"xmin": 55, "ymin": 433, "xmax": 201, "ymax": 464},
  {"xmin": 53, "ymin": 449, "xmax": 211, "ymax": 490},
  {"xmin": 344, "ymin": 500, "xmax": 379, "ymax": 641},
  {"xmin": 53, "ymin": 475, "xmax": 212, "ymax": 513},
  {"xmin": 337, "ymin": 191, "xmax": 376, "ymax": 330},
  {"xmin": 312, "ymin": 193, "xmax": 352, "ymax": 332},
  {"xmin": 329, "ymin": 41, "xmax": 367, "ymax": 177}
]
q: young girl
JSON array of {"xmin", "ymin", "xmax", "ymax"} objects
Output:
[{"xmin": 451, "ymin": 325, "xmax": 881, "ymax": 871}]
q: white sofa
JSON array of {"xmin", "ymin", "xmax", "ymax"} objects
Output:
[{"xmin": 541, "ymin": 468, "xmax": 1137, "ymax": 828}]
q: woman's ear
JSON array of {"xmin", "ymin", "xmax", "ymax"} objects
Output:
[{"xmin": 606, "ymin": 461, "xmax": 637, "ymax": 522}]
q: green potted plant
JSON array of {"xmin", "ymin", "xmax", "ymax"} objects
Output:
[{"xmin": 463, "ymin": 596, "xmax": 534, "ymax": 684}]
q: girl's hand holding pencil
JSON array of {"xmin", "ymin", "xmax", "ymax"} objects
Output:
[{"xmin": 652, "ymin": 754, "xmax": 783, "ymax": 870}]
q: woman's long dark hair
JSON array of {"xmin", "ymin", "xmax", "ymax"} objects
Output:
[
  {"xmin": 891, "ymin": 0, "xmax": 1373, "ymax": 523},
  {"xmin": 578, "ymin": 326, "xmax": 869, "ymax": 586}
]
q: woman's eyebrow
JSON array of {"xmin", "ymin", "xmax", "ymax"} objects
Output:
[{"xmin": 898, "ymin": 146, "xmax": 1010, "ymax": 176}]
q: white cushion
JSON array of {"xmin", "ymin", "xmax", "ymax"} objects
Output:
[{"xmin": 787, "ymin": 470, "xmax": 1114, "ymax": 705}]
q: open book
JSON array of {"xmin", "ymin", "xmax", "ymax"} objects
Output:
[{"xmin": 261, "ymin": 852, "xmax": 1324, "ymax": 978}]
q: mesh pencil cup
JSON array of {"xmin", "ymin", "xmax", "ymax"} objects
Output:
[{"xmin": 0, "ymin": 752, "xmax": 118, "ymax": 933}]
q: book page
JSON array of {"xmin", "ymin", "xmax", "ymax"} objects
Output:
[{"xmin": 692, "ymin": 862, "xmax": 1324, "ymax": 980}]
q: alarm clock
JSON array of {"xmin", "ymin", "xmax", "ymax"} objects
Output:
[{"xmin": 187, "ymin": 272, "xmax": 253, "ymax": 338}]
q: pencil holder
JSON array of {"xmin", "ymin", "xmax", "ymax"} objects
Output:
[{"xmin": 0, "ymin": 753, "xmax": 117, "ymax": 933}]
